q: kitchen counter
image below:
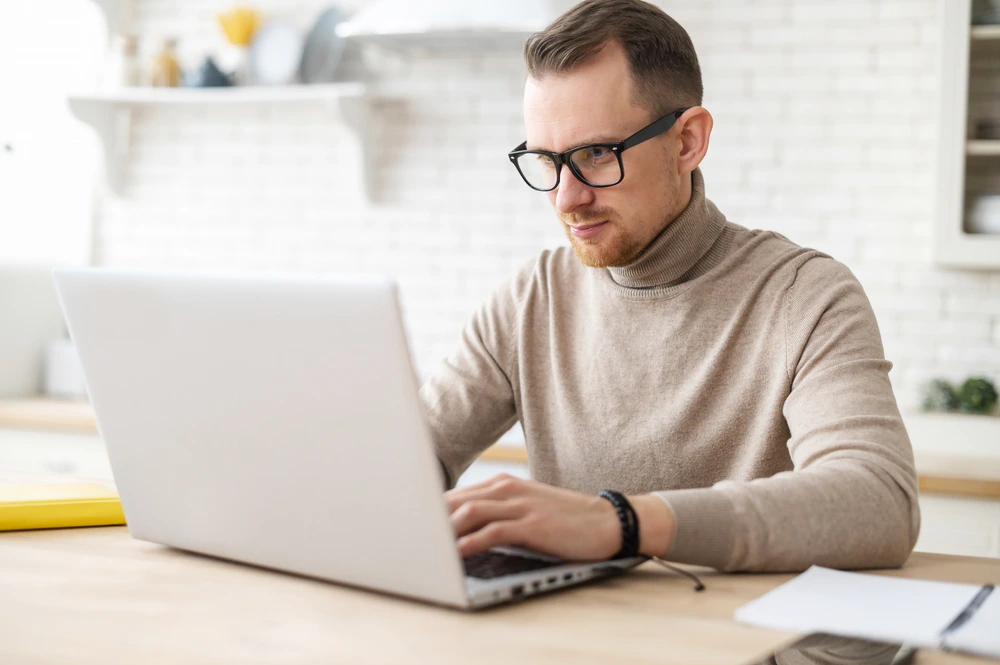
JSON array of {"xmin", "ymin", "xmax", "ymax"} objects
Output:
[
  {"xmin": 0, "ymin": 399, "xmax": 98, "ymax": 434},
  {"xmin": 1, "ymin": 399, "xmax": 998, "ymax": 500}
]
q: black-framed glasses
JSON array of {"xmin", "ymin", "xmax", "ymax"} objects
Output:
[{"xmin": 508, "ymin": 107, "xmax": 689, "ymax": 192}]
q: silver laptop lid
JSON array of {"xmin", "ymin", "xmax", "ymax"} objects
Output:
[{"xmin": 54, "ymin": 269, "xmax": 469, "ymax": 608}]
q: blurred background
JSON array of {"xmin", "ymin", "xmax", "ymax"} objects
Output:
[{"xmin": 1, "ymin": 0, "xmax": 999, "ymax": 555}]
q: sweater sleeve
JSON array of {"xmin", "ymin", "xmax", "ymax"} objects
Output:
[
  {"xmin": 654, "ymin": 256, "xmax": 921, "ymax": 572},
  {"xmin": 418, "ymin": 260, "xmax": 535, "ymax": 488}
]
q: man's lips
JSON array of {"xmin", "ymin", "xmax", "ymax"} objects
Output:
[{"xmin": 569, "ymin": 220, "xmax": 609, "ymax": 239}]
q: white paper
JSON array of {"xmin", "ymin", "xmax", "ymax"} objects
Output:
[
  {"xmin": 946, "ymin": 588, "xmax": 1000, "ymax": 658},
  {"xmin": 734, "ymin": 566, "xmax": 984, "ymax": 649}
]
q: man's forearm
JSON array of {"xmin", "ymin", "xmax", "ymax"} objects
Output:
[{"xmin": 650, "ymin": 464, "xmax": 918, "ymax": 572}]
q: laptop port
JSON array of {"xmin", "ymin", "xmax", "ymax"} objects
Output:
[
  {"xmin": 512, "ymin": 585, "xmax": 524, "ymax": 596},
  {"xmin": 563, "ymin": 573, "xmax": 573, "ymax": 581},
  {"xmin": 547, "ymin": 577, "xmax": 557, "ymax": 584},
  {"xmin": 532, "ymin": 581, "xmax": 541, "ymax": 590}
]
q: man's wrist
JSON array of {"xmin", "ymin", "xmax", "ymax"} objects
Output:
[
  {"xmin": 592, "ymin": 494, "xmax": 626, "ymax": 559},
  {"xmin": 628, "ymin": 494, "xmax": 675, "ymax": 557}
]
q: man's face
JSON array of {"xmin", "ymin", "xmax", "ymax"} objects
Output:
[{"xmin": 523, "ymin": 43, "xmax": 683, "ymax": 268}]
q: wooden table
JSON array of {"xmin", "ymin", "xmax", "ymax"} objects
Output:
[{"xmin": 0, "ymin": 528, "xmax": 998, "ymax": 664}]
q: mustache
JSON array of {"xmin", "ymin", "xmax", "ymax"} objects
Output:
[{"xmin": 559, "ymin": 207, "xmax": 619, "ymax": 225}]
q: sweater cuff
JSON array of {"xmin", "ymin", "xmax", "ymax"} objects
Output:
[{"xmin": 652, "ymin": 489, "xmax": 738, "ymax": 571}]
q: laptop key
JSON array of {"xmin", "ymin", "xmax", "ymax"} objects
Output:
[{"xmin": 463, "ymin": 550, "xmax": 563, "ymax": 579}]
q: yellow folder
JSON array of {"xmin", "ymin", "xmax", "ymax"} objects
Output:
[{"xmin": 0, "ymin": 483, "xmax": 126, "ymax": 531}]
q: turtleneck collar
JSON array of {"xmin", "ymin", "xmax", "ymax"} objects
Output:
[{"xmin": 605, "ymin": 167, "xmax": 728, "ymax": 291}]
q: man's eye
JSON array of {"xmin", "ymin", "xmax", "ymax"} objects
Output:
[
  {"xmin": 536, "ymin": 155, "xmax": 556, "ymax": 170},
  {"xmin": 578, "ymin": 147, "xmax": 611, "ymax": 162}
]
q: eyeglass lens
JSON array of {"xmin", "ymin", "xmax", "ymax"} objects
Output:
[{"xmin": 515, "ymin": 145, "xmax": 622, "ymax": 190}]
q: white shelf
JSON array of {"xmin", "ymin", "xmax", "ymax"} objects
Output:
[
  {"xmin": 78, "ymin": 0, "xmax": 391, "ymax": 201},
  {"xmin": 971, "ymin": 24, "xmax": 1000, "ymax": 40},
  {"xmin": 966, "ymin": 140, "xmax": 1000, "ymax": 156},
  {"xmin": 67, "ymin": 83, "xmax": 380, "ymax": 200},
  {"xmin": 68, "ymin": 83, "xmax": 366, "ymax": 105},
  {"xmin": 936, "ymin": 1, "xmax": 1000, "ymax": 269},
  {"xmin": 937, "ymin": 230, "xmax": 1000, "ymax": 269}
]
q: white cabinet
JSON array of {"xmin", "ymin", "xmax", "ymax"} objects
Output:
[
  {"xmin": 915, "ymin": 494, "xmax": 1000, "ymax": 558},
  {"xmin": 936, "ymin": 0, "xmax": 1000, "ymax": 267},
  {"xmin": 906, "ymin": 412, "xmax": 1000, "ymax": 558},
  {"xmin": 0, "ymin": 428, "xmax": 112, "ymax": 479}
]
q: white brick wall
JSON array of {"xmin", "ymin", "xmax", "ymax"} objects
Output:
[{"xmin": 92, "ymin": 0, "xmax": 1000, "ymax": 410}]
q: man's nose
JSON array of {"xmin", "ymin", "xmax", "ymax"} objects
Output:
[{"xmin": 553, "ymin": 164, "xmax": 595, "ymax": 214}]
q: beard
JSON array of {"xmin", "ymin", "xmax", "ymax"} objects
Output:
[
  {"xmin": 559, "ymin": 207, "xmax": 645, "ymax": 268},
  {"xmin": 559, "ymin": 173, "xmax": 683, "ymax": 268}
]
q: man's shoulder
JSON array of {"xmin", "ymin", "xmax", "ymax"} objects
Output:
[
  {"xmin": 727, "ymin": 223, "xmax": 858, "ymax": 291},
  {"xmin": 727, "ymin": 223, "xmax": 816, "ymax": 264},
  {"xmin": 729, "ymin": 225, "xmax": 871, "ymax": 324},
  {"xmin": 765, "ymin": 231, "xmax": 860, "ymax": 292},
  {"xmin": 503, "ymin": 245, "xmax": 585, "ymax": 297},
  {"xmin": 479, "ymin": 248, "xmax": 565, "ymax": 319}
]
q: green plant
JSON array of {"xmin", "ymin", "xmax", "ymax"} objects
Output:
[
  {"xmin": 921, "ymin": 379, "xmax": 958, "ymax": 412},
  {"xmin": 955, "ymin": 377, "xmax": 999, "ymax": 415}
]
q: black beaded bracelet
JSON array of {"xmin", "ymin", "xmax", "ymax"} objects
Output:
[{"xmin": 598, "ymin": 490, "xmax": 640, "ymax": 559}]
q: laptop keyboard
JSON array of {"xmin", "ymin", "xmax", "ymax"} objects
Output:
[{"xmin": 462, "ymin": 550, "xmax": 562, "ymax": 579}]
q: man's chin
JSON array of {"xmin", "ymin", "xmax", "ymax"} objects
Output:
[
  {"xmin": 567, "ymin": 234, "xmax": 639, "ymax": 268},
  {"xmin": 570, "ymin": 242, "xmax": 615, "ymax": 268}
]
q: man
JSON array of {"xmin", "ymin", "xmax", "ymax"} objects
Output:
[{"xmin": 420, "ymin": 0, "xmax": 920, "ymax": 573}]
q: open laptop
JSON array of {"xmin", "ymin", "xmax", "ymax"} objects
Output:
[{"xmin": 53, "ymin": 269, "xmax": 644, "ymax": 609}]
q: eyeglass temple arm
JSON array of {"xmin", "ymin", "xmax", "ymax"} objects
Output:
[
  {"xmin": 510, "ymin": 141, "xmax": 567, "ymax": 161},
  {"xmin": 621, "ymin": 108, "xmax": 689, "ymax": 151},
  {"xmin": 509, "ymin": 141, "xmax": 528, "ymax": 157}
]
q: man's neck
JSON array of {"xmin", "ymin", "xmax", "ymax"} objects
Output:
[{"xmin": 604, "ymin": 167, "xmax": 727, "ymax": 290}]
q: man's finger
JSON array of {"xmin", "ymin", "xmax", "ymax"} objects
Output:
[
  {"xmin": 446, "ymin": 472, "xmax": 517, "ymax": 495},
  {"xmin": 457, "ymin": 519, "xmax": 527, "ymax": 557},
  {"xmin": 450, "ymin": 499, "xmax": 527, "ymax": 538},
  {"xmin": 445, "ymin": 474, "xmax": 524, "ymax": 513}
]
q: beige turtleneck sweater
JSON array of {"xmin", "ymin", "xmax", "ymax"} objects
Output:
[{"xmin": 420, "ymin": 169, "xmax": 920, "ymax": 573}]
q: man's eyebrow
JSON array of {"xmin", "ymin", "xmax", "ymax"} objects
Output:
[
  {"xmin": 576, "ymin": 134, "xmax": 623, "ymax": 145},
  {"xmin": 526, "ymin": 134, "xmax": 623, "ymax": 152}
]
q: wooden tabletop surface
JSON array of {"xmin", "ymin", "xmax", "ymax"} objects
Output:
[{"xmin": 0, "ymin": 527, "xmax": 998, "ymax": 664}]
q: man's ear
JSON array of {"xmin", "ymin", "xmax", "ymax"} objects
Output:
[{"xmin": 675, "ymin": 106, "xmax": 712, "ymax": 176}]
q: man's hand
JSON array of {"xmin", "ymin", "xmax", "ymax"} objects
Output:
[{"xmin": 445, "ymin": 474, "xmax": 675, "ymax": 560}]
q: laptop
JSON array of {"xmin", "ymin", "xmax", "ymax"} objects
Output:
[{"xmin": 53, "ymin": 269, "xmax": 644, "ymax": 609}]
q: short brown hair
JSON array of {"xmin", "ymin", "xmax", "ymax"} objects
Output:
[{"xmin": 524, "ymin": 0, "xmax": 703, "ymax": 119}]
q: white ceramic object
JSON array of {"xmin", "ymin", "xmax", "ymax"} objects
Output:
[
  {"xmin": 44, "ymin": 337, "xmax": 87, "ymax": 399},
  {"xmin": 300, "ymin": 7, "xmax": 346, "ymax": 84},
  {"xmin": 217, "ymin": 43, "xmax": 251, "ymax": 85},
  {"xmin": 0, "ymin": 265, "xmax": 68, "ymax": 397},
  {"xmin": 102, "ymin": 34, "xmax": 141, "ymax": 89},
  {"xmin": 968, "ymin": 194, "xmax": 1000, "ymax": 234},
  {"xmin": 247, "ymin": 19, "xmax": 304, "ymax": 86}
]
